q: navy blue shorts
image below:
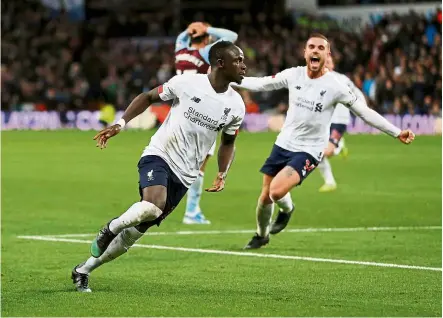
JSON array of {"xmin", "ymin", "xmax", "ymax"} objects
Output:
[
  {"xmin": 260, "ymin": 145, "xmax": 318, "ymax": 185},
  {"xmin": 137, "ymin": 155, "xmax": 188, "ymax": 224},
  {"xmin": 329, "ymin": 123, "xmax": 347, "ymax": 147}
]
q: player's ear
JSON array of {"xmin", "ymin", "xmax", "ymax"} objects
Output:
[{"xmin": 217, "ymin": 58, "xmax": 224, "ymax": 68}]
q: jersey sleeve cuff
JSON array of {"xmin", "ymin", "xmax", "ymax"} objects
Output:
[
  {"xmin": 392, "ymin": 127, "xmax": 402, "ymax": 138},
  {"xmin": 158, "ymin": 85, "xmax": 169, "ymax": 101}
]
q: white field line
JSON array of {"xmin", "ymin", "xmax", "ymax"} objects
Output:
[
  {"xmin": 43, "ymin": 225, "xmax": 442, "ymax": 238},
  {"xmin": 16, "ymin": 235, "xmax": 442, "ymax": 272}
]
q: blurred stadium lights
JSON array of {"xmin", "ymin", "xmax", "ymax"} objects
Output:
[
  {"xmin": 87, "ymin": 0, "xmax": 248, "ymax": 10},
  {"xmin": 87, "ymin": 0, "xmax": 172, "ymax": 9}
]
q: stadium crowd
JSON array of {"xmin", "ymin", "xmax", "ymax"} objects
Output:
[{"xmin": 1, "ymin": 1, "xmax": 441, "ymax": 118}]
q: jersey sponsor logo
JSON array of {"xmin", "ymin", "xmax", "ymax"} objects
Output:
[
  {"xmin": 184, "ymin": 106, "xmax": 229, "ymax": 132},
  {"xmin": 320, "ymin": 90, "xmax": 326, "ymax": 96},
  {"xmin": 294, "ymin": 96, "xmax": 315, "ymax": 111}
]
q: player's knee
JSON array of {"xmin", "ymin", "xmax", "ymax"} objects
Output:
[
  {"xmin": 269, "ymin": 188, "xmax": 286, "ymax": 202},
  {"xmin": 258, "ymin": 183, "xmax": 272, "ymax": 205},
  {"xmin": 137, "ymin": 200, "xmax": 163, "ymax": 223},
  {"xmin": 149, "ymin": 199, "xmax": 166, "ymax": 213},
  {"xmin": 269, "ymin": 183, "xmax": 288, "ymax": 202},
  {"xmin": 259, "ymin": 190, "xmax": 272, "ymax": 205},
  {"xmin": 142, "ymin": 191, "xmax": 166, "ymax": 212}
]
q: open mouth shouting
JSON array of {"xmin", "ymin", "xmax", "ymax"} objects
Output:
[{"xmin": 310, "ymin": 56, "xmax": 321, "ymax": 68}]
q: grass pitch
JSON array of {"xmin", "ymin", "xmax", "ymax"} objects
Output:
[{"xmin": 1, "ymin": 130, "xmax": 441, "ymax": 317}]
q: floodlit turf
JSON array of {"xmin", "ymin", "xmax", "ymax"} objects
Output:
[{"xmin": 2, "ymin": 130, "xmax": 442, "ymax": 317}]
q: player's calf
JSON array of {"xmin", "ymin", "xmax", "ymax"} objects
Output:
[
  {"xmin": 255, "ymin": 174, "xmax": 274, "ymax": 238},
  {"xmin": 270, "ymin": 193, "xmax": 294, "ymax": 235},
  {"xmin": 269, "ymin": 156, "xmax": 318, "ymax": 234},
  {"xmin": 90, "ymin": 219, "xmax": 117, "ymax": 258},
  {"xmin": 91, "ymin": 201, "xmax": 163, "ymax": 258}
]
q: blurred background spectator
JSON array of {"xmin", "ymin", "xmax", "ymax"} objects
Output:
[{"xmin": 1, "ymin": 0, "xmax": 441, "ymax": 119}]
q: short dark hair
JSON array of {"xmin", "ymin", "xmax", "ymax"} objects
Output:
[
  {"xmin": 208, "ymin": 41, "xmax": 236, "ymax": 66},
  {"xmin": 190, "ymin": 22, "xmax": 212, "ymax": 45},
  {"xmin": 190, "ymin": 34, "xmax": 209, "ymax": 45},
  {"xmin": 307, "ymin": 33, "xmax": 330, "ymax": 46}
]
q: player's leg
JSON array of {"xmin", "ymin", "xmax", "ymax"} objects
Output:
[
  {"xmin": 244, "ymin": 145, "xmax": 287, "ymax": 249},
  {"xmin": 318, "ymin": 142, "xmax": 337, "ymax": 192},
  {"xmin": 72, "ymin": 185, "xmax": 166, "ymax": 292},
  {"xmin": 269, "ymin": 153, "xmax": 318, "ymax": 234},
  {"xmin": 318, "ymin": 124, "xmax": 346, "ymax": 192},
  {"xmin": 244, "ymin": 174, "xmax": 273, "ymax": 249},
  {"xmin": 72, "ymin": 156, "xmax": 171, "ymax": 292},
  {"xmin": 334, "ymin": 137, "xmax": 348, "ymax": 157},
  {"xmin": 137, "ymin": 168, "xmax": 188, "ymax": 234},
  {"xmin": 183, "ymin": 143, "xmax": 215, "ymax": 224},
  {"xmin": 89, "ymin": 178, "xmax": 166, "ymax": 257}
]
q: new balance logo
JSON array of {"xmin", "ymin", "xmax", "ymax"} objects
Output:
[
  {"xmin": 191, "ymin": 96, "xmax": 201, "ymax": 103},
  {"xmin": 315, "ymin": 103, "xmax": 323, "ymax": 112},
  {"xmin": 320, "ymin": 90, "xmax": 326, "ymax": 96},
  {"xmin": 296, "ymin": 86, "xmax": 301, "ymax": 90}
]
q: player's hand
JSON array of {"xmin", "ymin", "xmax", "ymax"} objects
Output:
[
  {"xmin": 397, "ymin": 129, "xmax": 415, "ymax": 145},
  {"xmin": 187, "ymin": 22, "xmax": 208, "ymax": 38},
  {"xmin": 205, "ymin": 172, "xmax": 226, "ymax": 192},
  {"xmin": 93, "ymin": 124, "xmax": 122, "ymax": 149}
]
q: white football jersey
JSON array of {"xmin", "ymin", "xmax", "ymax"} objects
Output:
[
  {"xmin": 235, "ymin": 66, "xmax": 400, "ymax": 161},
  {"xmin": 331, "ymin": 71, "xmax": 366, "ymax": 125},
  {"xmin": 142, "ymin": 74, "xmax": 245, "ymax": 187}
]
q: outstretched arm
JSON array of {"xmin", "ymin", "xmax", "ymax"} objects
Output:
[
  {"xmin": 231, "ymin": 69, "xmax": 290, "ymax": 91},
  {"xmin": 206, "ymin": 132, "xmax": 237, "ymax": 192},
  {"xmin": 93, "ymin": 88, "xmax": 162, "ymax": 149},
  {"xmin": 93, "ymin": 74, "xmax": 182, "ymax": 149},
  {"xmin": 348, "ymin": 98, "xmax": 415, "ymax": 144}
]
